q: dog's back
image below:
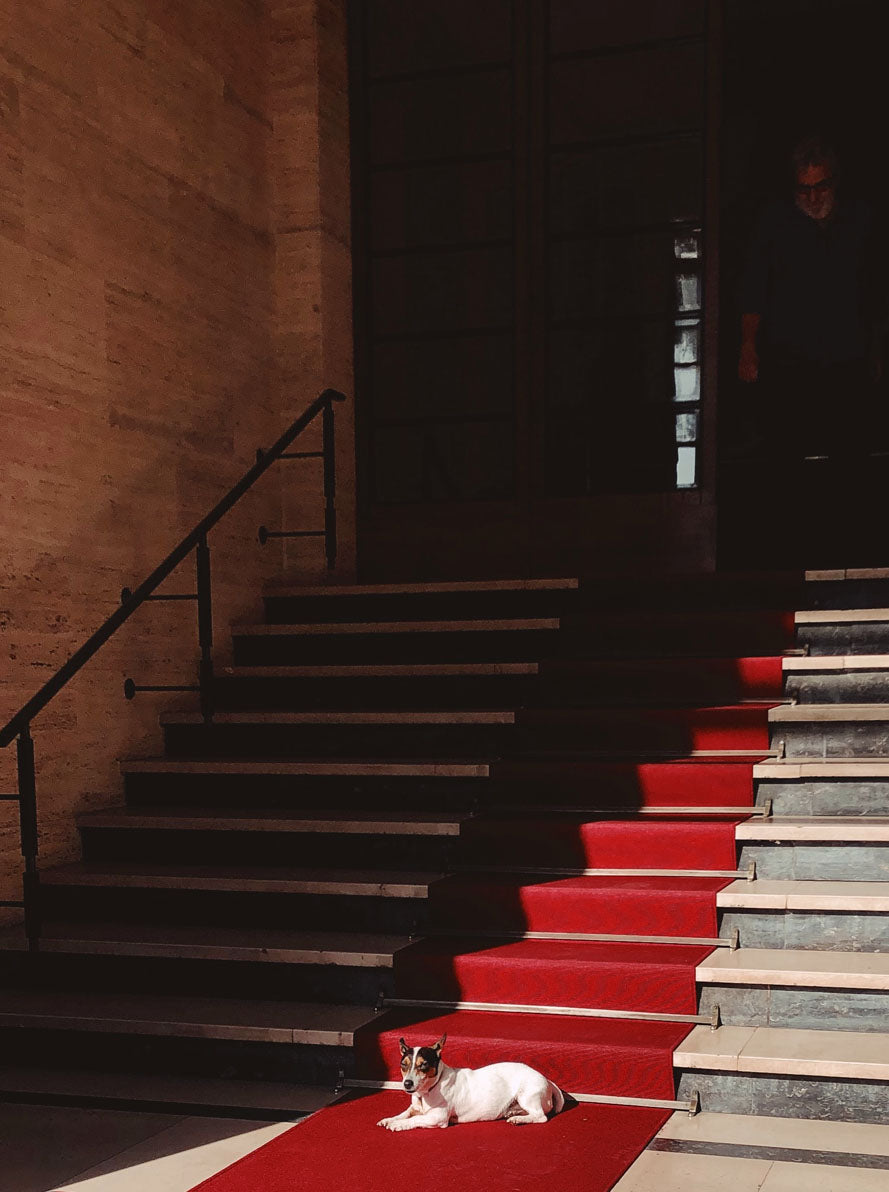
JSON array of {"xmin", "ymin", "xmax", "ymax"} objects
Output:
[{"xmin": 439, "ymin": 1060, "xmax": 564, "ymax": 1124}]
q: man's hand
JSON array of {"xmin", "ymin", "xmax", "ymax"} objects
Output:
[{"xmin": 738, "ymin": 342, "xmax": 759, "ymax": 383}]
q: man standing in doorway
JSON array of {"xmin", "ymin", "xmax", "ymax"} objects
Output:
[{"xmin": 737, "ymin": 135, "xmax": 886, "ymax": 562}]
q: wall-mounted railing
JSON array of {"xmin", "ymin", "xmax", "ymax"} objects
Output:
[{"xmin": 0, "ymin": 388, "xmax": 346, "ymax": 949}]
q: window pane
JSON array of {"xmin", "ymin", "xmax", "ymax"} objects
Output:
[
  {"xmin": 674, "ymin": 322, "xmax": 700, "ymax": 363},
  {"xmin": 674, "ymin": 231, "xmax": 701, "ymax": 259},
  {"xmin": 676, "ymin": 445, "xmax": 697, "ymax": 487},
  {"xmin": 676, "ymin": 412, "xmax": 698, "ymax": 443},
  {"xmin": 675, "ymin": 272, "xmax": 701, "ymax": 312},
  {"xmin": 674, "ymin": 365, "xmax": 700, "ymax": 401}
]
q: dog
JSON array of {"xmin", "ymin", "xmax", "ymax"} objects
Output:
[{"xmin": 376, "ymin": 1034, "xmax": 565, "ymax": 1130}]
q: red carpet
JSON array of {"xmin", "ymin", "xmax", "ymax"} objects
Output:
[
  {"xmin": 462, "ymin": 817, "xmax": 742, "ymax": 868},
  {"xmin": 189, "ymin": 1091, "xmax": 669, "ymax": 1192},
  {"xmin": 430, "ymin": 874, "xmax": 730, "ymax": 935},
  {"xmin": 492, "ymin": 757, "xmax": 760, "ymax": 808},
  {"xmin": 394, "ymin": 938, "xmax": 712, "ymax": 1011},
  {"xmin": 188, "ymin": 590, "xmax": 790, "ymax": 1192}
]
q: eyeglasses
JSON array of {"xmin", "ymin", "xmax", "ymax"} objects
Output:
[{"xmin": 795, "ymin": 176, "xmax": 835, "ymax": 195}]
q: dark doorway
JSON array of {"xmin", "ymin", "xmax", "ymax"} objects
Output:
[
  {"xmin": 718, "ymin": 0, "xmax": 889, "ymax": 569},
  {"xmin": 348, "ymin": 1, "xmax": 721, "ymax": 581}
]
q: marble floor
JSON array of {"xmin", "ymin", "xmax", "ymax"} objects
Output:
[{"xmin": 0, "ymin": 1103, "xmax": 298, "ymax": 1192}]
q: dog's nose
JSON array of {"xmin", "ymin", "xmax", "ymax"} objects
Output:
[{"xmin": 403, "ymin": 1079, "xmax": 414, "ymax": 1091}]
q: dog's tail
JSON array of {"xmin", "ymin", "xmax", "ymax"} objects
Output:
[{"xmin": 550, "ymin": 1083, "xmax": 566, "ymax": 1116}]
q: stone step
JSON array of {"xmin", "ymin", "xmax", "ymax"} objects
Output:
[
  {"xmin": 0, "ymin": 1065, "xmax": 336, "ymax": 1118},
  {"xmin": 718, "ymin": 879, "xmax": 889, "ymax": 911},
  {"xmin": 40, "ymin": 861, "xmax": 440, "ymax": 899},
  {"xmin": 213, "ymin": 657, "xmax": 784, "ymax": 710},
  {"xmin": 795, "ymin": 608, "xmax": 889, "ymax": 655},
  {"xmin": 784, "ymin": 654, "xmax": 889, "ymax": 703},
  {"xmin": 159, "ymin": 704, "xmax": 775, "ymax": 758},
  {"xmin": 733, "ymin": 816, "xmax": 889, "ymax": 882},
  {"xmin": 261, "ymin": 578, "xmax": 579, "ymax": 625},
  {"xmin": 37, "ymin": 861, "xmax": 440, "ymax": 934},
  {"xmin": 0, "ymin": 988, "xmax": 376, "ymax": 1045},
  {"xmin": 263, "ymin": 578, "xmax": 578, "ymax": 597},
  {"xmin": 232, "ymin": 619, "xmax": 560, "ymax": 665},
  {"xmin": 674, "ymin": 1024, "xmax": 889, "ymax": 1124},
  {"xmin": 769, "ymin": 703, "xmax": 889, "ymax": 756},
  {"xmin": 78, "ymin": 807, "xmax": 469, "ymax": 836},
  {"xmin": 736, "ymin": 816, "xmax": 889, "ymax": 841},
  {"xmin": 120, "ymin": 757, "xmax": 490, "ymax": 811},
  {"xmin": 160, "ymin": 710, "xmax": 516, "ymax": 760},
  {"xmin": 212, "ymin": 664, "xmax": 541, "ymax": 712},
  {"xmin": 1, "ymin": 921, "xmax": 413, "ymax": 967},
  {"xmin": 753, "ymin": 757, "xmax": 889, "ymax": 817},
  {"xmin": 614, "ymin": 1110, "xmax": 889, "ymax": 1192},
  {"xmin": 698, "ymin": 946, "xmax": 889, "ymax": 989},
  {"xmin": 717, "ymin": 879, "xmax": 889, "ymax": 953},
  {"xmin": 76, "ymin": 806, "xmax": 469, "ymax": 868}
]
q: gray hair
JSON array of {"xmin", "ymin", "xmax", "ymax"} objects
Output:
[{"xmin": 790, "ymin": 135, "xmax": 839, "ymax": 177}]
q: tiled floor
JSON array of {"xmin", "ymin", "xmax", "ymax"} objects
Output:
[{"xmin": 0, "ymin": 1104, "xmax": 295, "ymax": 1192}]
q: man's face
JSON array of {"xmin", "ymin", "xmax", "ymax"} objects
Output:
[{"xmin": 794, "ymin": 162, "xmax": 837, "ymax": 221}]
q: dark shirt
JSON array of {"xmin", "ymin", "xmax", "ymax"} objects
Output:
[{"xmin": 740, "ymin": 198, "xmax": 878, "ymax": 364}]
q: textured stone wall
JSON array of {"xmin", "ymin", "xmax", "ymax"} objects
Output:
[
  {"xmin": 267, "ymin": 0, "xmax": 355, "ymax": 580},
  {"xmin": 0, "ymin": 0, "xmax": 354, "ymax": 911}
]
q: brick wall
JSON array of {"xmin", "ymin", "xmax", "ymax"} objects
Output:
[{"xmin": 0, "ymin": 0, "xmax": 354, "ymax": 912}]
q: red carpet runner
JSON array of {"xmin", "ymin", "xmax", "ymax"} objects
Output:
[
  {"xmin": 190, "ymin": 676, "xmax": 782, "ymax": 1191},
  {"xmin": 191, "ymin": 1093, "xmax": 669, "ymax": 1192}
]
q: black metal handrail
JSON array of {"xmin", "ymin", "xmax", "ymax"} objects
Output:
[{"xmin": 0, "ymin": 387, "xmax": 346, "ymax": 947}]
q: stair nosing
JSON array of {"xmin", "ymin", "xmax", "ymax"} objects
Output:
[
  {"xmin": 262, "ymin": 578, "xmax": 580, "ymax": 597},
  {"xmin": 717, "ymin": 879, "xmax": 889, "ymax": 911},
  {"xmin": 76, "ymin": 808, "xmax": 468, "ymax": 835},
  {"xmin": 675, "ymin": 1023, "xmax": 889, "ymax": 1080},
  {"xmin": 40, "ymin": 863, "xmax": 440, "ymax": 898},
  {"xmin": 221, "ymin": 662, "xmax": 540, "ymax": 677},
  {"xmin": 736, "ymin": 816, "xmax": 889, "ymax": 841},
  {"xmin": 160, "ymin": 710, "xmax": 516, "ymax": 726},
  {"xmin": 696, "ymin": 946, "xmax": 889, "ymax": 990},
  {"xmin": 233, "ymin": 617, "xmax": 559, "ymax": 635}
]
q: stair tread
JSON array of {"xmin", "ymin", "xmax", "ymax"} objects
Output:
[
  {"xmin": 0, "ymin": 921, "xmax": 412, "ymax": 964},
  {"xmin": 676, "ymin": 1023, "xmax": 889, "ymax": 1078},
  {"xmin": 263, "ymin": 577, "xmax": 579, "ymax": 596},
  {"xmin": 161, "ymin": 710, "xmax": 516, "ymax": 725},
  {"xmin": 0, "ymin": 988, "xmax": 378, "ymax": 1042},
  {"xmin": 784, "ymin": 654, "xmax": 889, "ymax": 670},
  {"xmin": 41, "ymin": 861, "xmax": 442, "ymax": 896},
  {"xmin": 717, "ymin": 879, "xmax": 889, "ymax": 909},
  {"xmin": 120, "ymin": 757, "xmax": 491, "ymax": 775},
  {"xmin": 0, "ymin": 1065, "xmax": 336, "ymax": 1114},
  {"xmin": 796, "ymin": 608, "xmax": 889, "ymax": 624},
  {"xmin": 77, "ymin": 806, "xmax": 469, "ymax": 834},
  {"xmin": 697, "ymin": 947, "xmax": 889, "ymax": 988},
  {"xmin": 771, "ymin": 703, "xmax": 889, "ymax": 722},
  {"xmin": 658, "ymin": 1108, "xmax": 889, "ymax": 1156},
  {"xmin": 222, "ymin": 662, "xmax": 540, "ymax": 676},
  {"xmin": 736, "ymin": 816, "xmax": 889, "ymax": 840},
  {"xmin": 234, "ymin": 617, "xmax": 559, "ymax": 635},
  {"xmin": 755, "ymin": 757, "xmax": 889, "ymax": 778}
]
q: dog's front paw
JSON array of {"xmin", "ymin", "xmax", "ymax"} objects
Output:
[{"xmin": 378, "ymin": 1117, "xmax": 410, "ymax": 1131}]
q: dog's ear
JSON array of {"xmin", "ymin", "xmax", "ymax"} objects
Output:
[
  {"xmin": 399, "ymin": 1037, "xmax": 411, "ymax": 1056},
  {"xmin": 433, "ymin": 1034, "xmax": 446, "ymax": 1054}
]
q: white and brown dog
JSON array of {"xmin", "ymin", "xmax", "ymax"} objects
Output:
[{"xmin": 377, "ymin": 1035, "xmax": 565, "ymax": 1130}]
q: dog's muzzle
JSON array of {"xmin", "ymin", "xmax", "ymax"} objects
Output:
[{"xmin": 403, "ymin": 1079, "xmax": 415, "ymax": 1091}]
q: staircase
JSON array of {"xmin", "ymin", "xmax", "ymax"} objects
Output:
[{"xmin": 3, "ymin": 567, "xmax": 889, "ymax": 1187}]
